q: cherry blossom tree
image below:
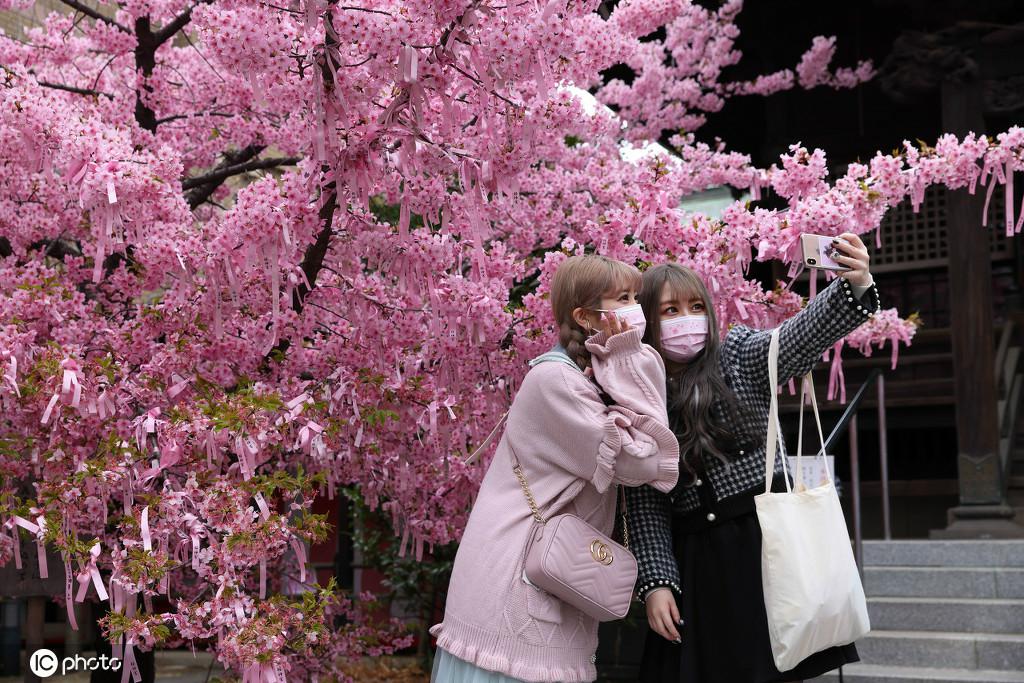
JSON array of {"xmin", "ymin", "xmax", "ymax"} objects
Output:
[{"xmin": 0, "ymin": 0, "xmax": 1021, "ymax": 680}]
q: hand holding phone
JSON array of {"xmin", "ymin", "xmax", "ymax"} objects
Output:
[
  {"xmin": 800, "ymin": 233, "xmax": 852, "ymax": 272},
  {"xmin": 800, "ymin": 232, "xmax": 873, "ymax": 288}
]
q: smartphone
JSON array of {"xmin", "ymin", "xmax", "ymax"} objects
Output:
[{"xmin": 800, "ymin": 233, "xmax": 852, "ymax": 272}]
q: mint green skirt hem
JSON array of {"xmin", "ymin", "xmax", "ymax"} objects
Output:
[{"xmin": 431, "ymin": 647, "xmax": 569, "ymax": 683}]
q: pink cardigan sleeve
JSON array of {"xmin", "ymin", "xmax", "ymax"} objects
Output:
[
  {"xmin": 508, "ymin": 330, "xmax": 679, "ymax": 495},
  {"xmin": 585, "ymin": 327, "xmax": 669, "ymax": 423}
]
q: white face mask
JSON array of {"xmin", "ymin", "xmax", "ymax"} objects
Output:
[{"xmin": 660, "ymin": 315, "xmax": 708, "ymax": 362}]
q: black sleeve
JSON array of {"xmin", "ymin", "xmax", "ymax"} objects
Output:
[{"xmin": 624, "ymin": 483, "xmax": 681, "ymax": 602}]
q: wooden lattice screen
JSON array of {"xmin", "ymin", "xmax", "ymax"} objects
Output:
[{"xmin": 871, "ymin": 185, "xmax": 1013, "ymax": 273}]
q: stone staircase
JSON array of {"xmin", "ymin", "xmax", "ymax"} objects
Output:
[{"xmin": 813, "ymin": 540, "xmax": 1024, "ymax": 683}]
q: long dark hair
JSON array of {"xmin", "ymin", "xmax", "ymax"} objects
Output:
[{"xmin": 639, "ymin": 263, "xmax": 761, "ymax": 482}]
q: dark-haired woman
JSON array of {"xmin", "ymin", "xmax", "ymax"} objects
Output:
[{"xmin": 625, "ymin": 232, "xmax": 877, "ymax": 683}]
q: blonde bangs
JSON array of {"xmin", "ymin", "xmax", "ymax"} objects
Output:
[{"xmin": 601, "ymin": 259, "xmax": 642, "ymax": 299}]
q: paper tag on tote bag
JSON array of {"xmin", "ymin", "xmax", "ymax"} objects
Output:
[{"xmin": 787, "ymin": 454, "xmax": 835, "ymax": 489}]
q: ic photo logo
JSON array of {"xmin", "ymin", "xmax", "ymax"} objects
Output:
[
  {"xmin": 29, "ymin": 649, "xmax": 123, "ymax": 678},
  {"xmin": 29, "ymin": 649, "xmax": 58, "ymax": 678}
]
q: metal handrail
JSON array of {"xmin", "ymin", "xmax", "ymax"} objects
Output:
[
  {"xmin": 994, "ymin": 321, "xmax": 1021, "ymax": 490},
  {"xmin": 823, "ymin": 324, "xmax": 1016, "ymax": 567},
  {"xmin": 823, "ymin": 369, "xmax": 881, "ymax": 453}
]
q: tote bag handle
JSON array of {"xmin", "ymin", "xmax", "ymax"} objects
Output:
[
  {"xmin": 793, "ymin": 365, "xmax": 831, "ymax": 491},
  {"xmin": 763, "ymin": 328, "xmax": 831, "ymax": 494}
]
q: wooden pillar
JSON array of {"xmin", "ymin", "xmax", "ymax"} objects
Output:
[
  {"xmin": 24, "ymin": 596, "xmax": 45, "ymax": 683},
  {"xmin": 64, "ymin": 600, "xmax": 84, "ymax": 657},
  {"xmin": 0, "ymin": 599, "xmax": 20, "ymax": 676},
  {"xmin": 934, "ymin": 79, "xmax": 1022, "ymax": 537}
]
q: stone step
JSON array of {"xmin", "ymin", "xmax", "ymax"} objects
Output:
[
  {"xmin": 863, "ymin": 541, "xmax": 1024, "ymax": 568},
  {"xmin": 814, "ymin": 663, "xmax": 1024, "ymax": 682},
  {"xmin": 857, "ymin": 630, "xmax": 1024, "ymax": 671},
  {"xmin": 868, "ymin": 597, "xmax": 1024, "ymax": 634},
  {"xmin": 864, "ymin": 567, "xmax": 1024, "ymax": 599}
]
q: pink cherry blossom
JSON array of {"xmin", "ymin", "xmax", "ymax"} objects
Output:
[{"xmin": 0, "ymin": 1, "xmax": 1021, "ymax": 680}]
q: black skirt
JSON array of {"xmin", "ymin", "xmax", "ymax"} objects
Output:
[{"xmin": 638, "ymin": 476, "xmax": 859, "ymax": 683}]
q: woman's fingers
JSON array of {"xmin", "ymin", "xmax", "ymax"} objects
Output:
[
  {"xmin": 648, "ymin": 610, "xmax": 676, "ymax": 641},
  {"xmin": 832, "ymin": 234, "xmax": 870, "ymax": 266},
  {"xmin": 669, "ymin": 598, "xmax": 681, "ymax": 628},
  {"xmin": 601, "ymin": 312, "xmax": 628, "ymax": 336},
  {"xmin": 831, "ymin": 239, "xmax": 867, "ymax": 261},
  {"xmin": 646, "ymin": 590, "xmax": 681, "ymax": 642},
  {"xmin": 609, "ymin": 313, "xmax": 623, "ymax": 335},
  {"xmin": 647, "ymin": 613, "xmax": 666, "ymax": 640},
  {"xmin": 831, "ymin": 233, "xmax": 872, "ymax": 286},
  {"xmin": 833, "ymin": 253, "xmax": 867, "ymax": 269},
  {"xmin": 659, "ymin": 610, "xmax": 681, "ymax": 642},
  {"xmin": 838, "ymin": 231, "xmax": 866, "ymax": 250}
]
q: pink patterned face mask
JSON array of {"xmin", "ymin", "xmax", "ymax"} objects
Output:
[
  {"xmin": 660, "ymin": 315, "xmax": 708, "ymax": 362},
  {"xmin": 592, "ymin": 304, "xmax": 646, "ymax": 338},
  {"xmin": 613, "ymin": 304, "xmax": 646, "ymax": 337}
]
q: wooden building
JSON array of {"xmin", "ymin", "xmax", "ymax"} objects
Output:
[{"xmin": 688, "ymin": 0, "xmax": 1024, "ymax": 539}]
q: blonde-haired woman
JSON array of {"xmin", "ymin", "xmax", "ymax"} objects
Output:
[{"xmin": 431, "ymin": 255, "xmax": 680, "ymax": 682}]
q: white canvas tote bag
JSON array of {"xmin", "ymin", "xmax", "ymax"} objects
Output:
[{"xmin": 755, "ymin": 327, "xmax": 870, "ymax": 672}]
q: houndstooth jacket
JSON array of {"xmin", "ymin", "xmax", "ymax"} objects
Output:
[{"xmin": 624, "ymin": 276, "xmax": 880, "ymax": 600}]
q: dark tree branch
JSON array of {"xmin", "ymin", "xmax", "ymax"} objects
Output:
[
  {"xmin": 184, "ymin": 145, "xmax": 264, "ymax": 209},
  {"xmin": 294, "ymin": 189, "xmax": 338, "ymax": 312},
  {"xmin": 259, "ymin": 188, "xmax": 338, "ymax": 370},
  {"xmin": 181, "ymin": 155, "xmax": 301, "ymax": 190},
  {"xmin": 55, "ymin": 0, "xmax": 130, "ymax": 32},
  {"xmin": 153, "ymin": 0, "xmax": 214, "ymax": 48},
  {"xmin": 37, "ymin": 80, "xmax": 114, "ymax": 99},
  {"xmin": 155, "ymin": 111, "xmax": 234, "ymax": 125},
  {"xmin": 134, "ymin": 16, "xmax": 158, "ymax": 132},
  {"xmin": 338, "ymin": 5, "xmax": 393, "ymax": 16},
  {"xmin": 259, "ymin": 0, "xmax": 340, "ymax": 370}
]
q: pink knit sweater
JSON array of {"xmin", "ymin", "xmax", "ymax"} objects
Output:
[{"xmin": 430, "ymin": 328, "xmax": 680, "ymax": 682}]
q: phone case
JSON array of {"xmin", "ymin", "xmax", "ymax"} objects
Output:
[{"xmin": 800, "ymin": 234, "xmax": 851, "ymax": 272}]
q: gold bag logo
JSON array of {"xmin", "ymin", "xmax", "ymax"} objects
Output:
[{"xmin": 590, "ymin": 539, "xmax": 613, "ymax": 565}]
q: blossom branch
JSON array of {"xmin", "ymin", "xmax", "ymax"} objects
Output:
[
  {"xmin": 183, "ymin": 145, "xmax": 265, "ymax": 208},
  {"xmin": 181, "ymin": 155, "xmax": 302, "ymax": 191},
  {"xmin": 55, "ymin": 0, "xmax": 130, "ymax": 32},
  {"xmin": 36, "ymin": 80, "xmax": 115, "ymax": 99},
  {"xmin": 154, "ymin": 0, "xmax": 215, "ymax": 48}
]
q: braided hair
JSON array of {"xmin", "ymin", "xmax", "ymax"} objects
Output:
[{"xmin": 550, "ymin": 255, "xmax": 643, "ymax": 373}]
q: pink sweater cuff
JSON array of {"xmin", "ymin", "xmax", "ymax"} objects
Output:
[
  {"xmin": 585, "ymin": 327, "xmax": 643, "ymax": 359},
  {"xmin": 590, "ymin": 411, "xmax": 680, "ymax": 494}
]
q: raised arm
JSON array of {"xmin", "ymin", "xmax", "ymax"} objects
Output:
[
  {"xmin": 507, "ymin": 331, "xmax": 680, "ymax": 495},
  {"xmin": 586, "ymin": 327, "xmax": 669, "ymax": 423},
  {"xmin": 723, "ymin": 275, "xmax": 879, "ymax": 389}
]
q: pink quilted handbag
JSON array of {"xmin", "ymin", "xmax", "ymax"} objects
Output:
[{"xmin": 514, "ymin": 454, "xmax": 638, "ymax": 622}]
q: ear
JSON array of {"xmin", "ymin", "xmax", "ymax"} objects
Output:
[{"xmin": 572, "ymin": 306, "xmax": 593, "ymax": 331}]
